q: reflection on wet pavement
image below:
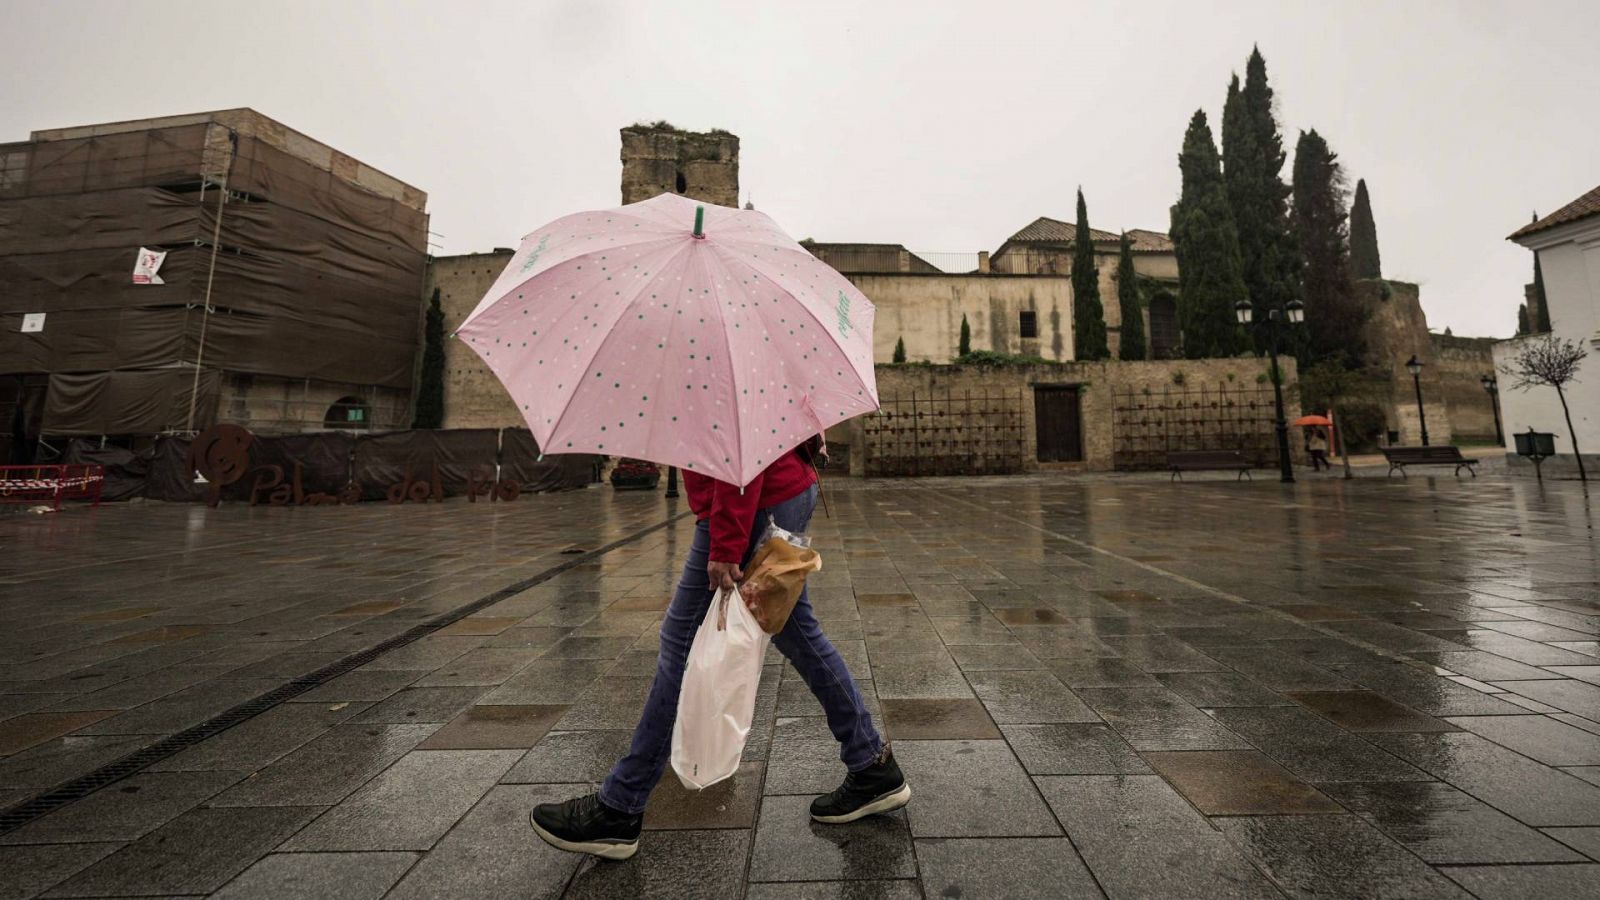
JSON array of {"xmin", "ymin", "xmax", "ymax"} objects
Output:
[{"xmin": 0, "ymin": 473, "xmax": 1596, "ymax": 896}]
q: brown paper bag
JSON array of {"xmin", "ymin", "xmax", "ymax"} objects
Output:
[{"xmin": 738, "ymin": 537, "xmax": 823, "ymax": 635}]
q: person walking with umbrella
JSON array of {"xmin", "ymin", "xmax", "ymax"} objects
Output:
[{"xmin": 457, "ymin": 194, "xmax": 908, "ymax": 860}]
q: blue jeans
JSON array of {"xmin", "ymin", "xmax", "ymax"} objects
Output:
[{"xmin": 599, "ymin": 484, "xmax": 882, "ymax": 814}]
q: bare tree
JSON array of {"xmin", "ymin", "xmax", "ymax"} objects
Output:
[{"xmin": 1503, "ymin": 335, "xmax": 1589, "ymax": 481}]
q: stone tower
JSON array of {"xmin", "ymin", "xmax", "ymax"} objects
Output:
[{"xmin": 619, "ymin": 124, "xmax": 739, "ymax": 207}]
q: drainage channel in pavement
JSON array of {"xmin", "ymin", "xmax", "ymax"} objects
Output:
[{"xmin": 0, "ymin": 511, "xmax": 691, "ymax": 835}]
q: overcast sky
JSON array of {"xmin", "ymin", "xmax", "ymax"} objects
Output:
[{"xmin": 5, "ymin": 0, "xmax": 1597, "ymax": 338}]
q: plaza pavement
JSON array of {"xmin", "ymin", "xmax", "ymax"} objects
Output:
[{"xmin": 1, "ymin": 470, "xmax": 1598, "ymax": 898}]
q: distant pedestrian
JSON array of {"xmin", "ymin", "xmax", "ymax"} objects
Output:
[{"xmin": 1306, "ymin": 428, "xmax": 1330, "ymax": 471}]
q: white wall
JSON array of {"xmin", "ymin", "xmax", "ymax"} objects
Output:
[{"xmin": 1496, "ymin": 217, "xmax": 1600, "ymax": 468}]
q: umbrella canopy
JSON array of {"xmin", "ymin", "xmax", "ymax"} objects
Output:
[
  {"xmin": 456, "ymin": 193, "xmax": 878, "ymax": 487},
  {"xmin": 1292, "ymin": 415, "xmax": 1333, "ymax": 427}
]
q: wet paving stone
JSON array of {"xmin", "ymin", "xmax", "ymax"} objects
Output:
[
  {"xmin": 1216, "ymin": 815, "xmax": 1471, "ymax": 899},
  {"xmin": 1372, "ymin": 731, "xmax": 1600, "ymax": 826},
  {"xmin": 1544, "ymin": 827, "xmax": 1600, "ymax": 861},
  {"xmin": 1322, "ymin": 781, "xmax": 1583, "ymax": 864},
  {"xmin": 915, "ymin": 837, "xmax": 1103, "ymax": 899},
  {"xmin": 744, "ymin": 881, "xmax": 922, "ymax": 899},
  {"xmin": 282, "ymin": 748, "xmax": 520, "ymax": 850},
  {"xmin": 482, "ymin": 658, "xmax": 616, "ymax": 704},
  {"xmin": 556, "ymin": 676, "xmax": 656, "ymax": 730},
  {"xmin": 1000, "ymin": 723, "xmax": 1152, "ymax": 775},
  {"xmin": 1046, "ymin": 657, "xmax": 1160, "ymax": 687},
  {"xmin": 645, "ymin": 761, "xmax": 763, "ymax": 829},
  {"xmin": 212, "ymin": 851, "xmax": 418, "ymax": 900},
  {"xmin": 0, "ymin": 710, "xmax": 115, "ymax": 755},
  {"xmin": 44, "ymin": 805, "xmax": 319, "ymax": 897},
  {"xmin": 0, "ymin": 843, "xmax": 120, "ymax": 900},
  {"xmin": 386, "ymin": 783, "xmax": 583, "ymax": 899},
  {"xmin": 1207, "ymin": 706, "xmax": 1429, "ymax": 782},
  {"xmin": 211, "ymin": 723, "xmax": 436, "ymax": 807},
  {"xmin": 411, "ymin": 647, "xmax": 545, "ymax": 686},
  {"xmin": 0, "ymin": 769, "xmax": 241, "ymax": 845},
  {"xmin": 948, "ymin": 642, "xmax": 1044, "ymax": 671},
  {"xmin": 356, "ymin": 636, "xmax": 482, "ymax": 672},
  {"xmin": 749, "ymin": 795, "xmax": 915, "ymax": 882},
  {"xmin": 879, "ymin": 698, "xmax": 1000, "ymax": 740},
  {"xmin": 1440, "ymin": 863, "xmax": 1600, "ymax": 898},
  {"xmin": 1157, "ymin": 671, "xmax": 1294, "ymax": 708},
  {"xmin": 434, "ymin": 615, "xmax": 523, "ymax": 636},
  {"xmin": 1331, "ymin": 661, "xmax": 1532, "ymax": 717},
  {"xmin": 967, "ymin": 670, "xmax": 1099, "ymax": 724},
  {"xmin": 291, "ymin": 669, "xmax": 425, "ymax": 704},
  {"xmin": 1202, "ymin": 645, "xmax": 1353, "ymax": 691},
  {"xmin": 1098, "ymin": 634, "xmax": 1228, "ymax": 673},
  {"xmin": 1035, "ymin": 774, "xmax": 1281, "ymax": 898},
  {"xmin": 1075, "ymin": 686, "xmax": 1252, "ymax": 751},
  {"xmin": 1444, "ymin": 714, "xmax": 1600, "ymax": 766},
  {"xmin": 1288, "ymin": 690, "xmax": 1458, "ymax": 732},
  {"xmin": 1491, "ymin": 678, "xmax": 1600, "ymax": 721},
  {"xmin": 503, "ymin": 729, "xmax": 635, "ymax": 784},
  {"xmin": 764, "ymin": 717, "xmax": 850, "ymax": 796},
  {"xmin": 417, "ymin": 703, "xmax": 567, "ymax": 750},
  {"xmin": 894, "ymin": 740, "xmax": 1060, "ymax": 837},
  {"xmin": 565, "ymin": 828, "xmax": 749, "ymax": 899},
  {"xmin": 870, "ymin": 660, "xmax": 972, "ymax": 700},
  {"xmin": 349, "ymin": 686, "xmax": 481, "ymax": 724},
  {"xmin": 1144, "ymin": 750, "xmax": 1342, "ymax": 815}
]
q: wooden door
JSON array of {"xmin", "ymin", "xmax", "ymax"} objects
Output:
[{"xmin": 1034, "ymin": 385, "xmax": 1083, "ymax": 462}]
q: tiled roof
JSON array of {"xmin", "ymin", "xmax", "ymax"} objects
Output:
[
  {"xmin": 1510, "ymin": 183, "xmax": 1600, "ymax": 241},
  {"xmin": 1005, "ymin": 217, "xmax": 1172, "ymax": 252}
]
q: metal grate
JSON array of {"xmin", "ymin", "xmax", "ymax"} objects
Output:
[
  {"xmin": 0, "ymin": 511, "xmax": 690, "ymax": 835},
  {"xmin": 862, "ymin": 388, "xmax": 1027, "ymax": 477},
  {"xmin": 1111, "ymin": 383, "xmax": 1281, "ymax": 470}
]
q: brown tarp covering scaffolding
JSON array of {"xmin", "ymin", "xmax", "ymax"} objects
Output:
[
  {"xmin": 44, "ymin": 369, "xmax": 218, "ymax": 436},
  {"xmin": 0, "ymin": 115, "xmax": 428, "ymax": 436},
  {"xmin": 351, "ymin": 428, "xmax": 503, "ymax": 500}
]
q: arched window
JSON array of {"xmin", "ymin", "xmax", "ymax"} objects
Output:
[
  {"xmin": 1149, "ymin": 293, "xmax": 1179, "ymax": 359},
  {"xmin": 675, "ymin": 171, "xmax": 688, "ymax": 194},
  {"xmin": 324, "ymin": 396, "xmax": 370, "ymax": 430}
]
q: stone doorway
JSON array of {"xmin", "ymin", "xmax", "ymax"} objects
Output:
[{"xmin": 1034, "ymin": 385, "xmax": 1083, "ymax": 462}]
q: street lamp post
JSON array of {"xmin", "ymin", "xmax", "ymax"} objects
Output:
[
  {"xmin": 1405, "ymin": 356, "xmax": 1430, "ymax": 446},
  {"xmin": 1235, "ymin": 297, "xmax": 1305, "ymax": 484},
  {"xmin": 1480, "ymin": 374, "xmax": 1504, "ymax": 446},
  {"xmin": 664, "ymin": 465, "xmax": 679, "ymax": 499}
]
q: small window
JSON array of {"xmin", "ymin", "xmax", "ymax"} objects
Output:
[
  {"xmin": 675, "ymin": 171, "xmax": 688, "ymax": 193},
  {"xmin": 324, "ymin": 396, "xmax": 371, "ymax": 430},
  {"xmin": 1019, "ymin": 310, "xmax": 1038, "ymax": 339}
]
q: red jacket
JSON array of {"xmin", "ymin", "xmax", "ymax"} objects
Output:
[{"xmin": 683, "ymin": 449, "xmax": 817, "ymax": 563}]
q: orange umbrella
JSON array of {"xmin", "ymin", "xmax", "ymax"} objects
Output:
[{"xmin": 1292, "ymin": 415, "xmax": 1332, "ymax": 427}]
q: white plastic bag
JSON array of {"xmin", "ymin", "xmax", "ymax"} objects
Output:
[{"xmin": 671, "ymin": 586, "xmax": 771, "ymax": 790}]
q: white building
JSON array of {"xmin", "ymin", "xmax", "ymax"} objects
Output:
[{"xmin": 1495, "ymin": 184, "xmax": 1600, "ymax": 476}]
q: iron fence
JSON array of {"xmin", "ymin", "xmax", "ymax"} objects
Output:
[
  {"xmin": 1112, "ymin": 383, "xmax": 1282, "ymax": 471},
  {"xmin": 862, "ymin": 387, "xmax": 1027, "ymax": 476}
]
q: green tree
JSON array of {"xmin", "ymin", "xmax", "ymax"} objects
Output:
[
  {"xmin": 893, "ymin": 336, "xmax": 907, "ymax": 363},
  {"xmin": 413, "ymin": 287, "xmax": 446, "ymax": 429},
  {"xmin": 1517, "ymin": 303, "xmax": 1531, "ymax": 336},
  {"xmin": 1291, "ymin": 129, "xmax": 1362, "ymax": 369},
  {"xmin": 1533, "ymin": 246, "xmax": 1553, "ymax": 332},
  {"xmin": 1115, "ymin": 232, "xmax": 1146, "ymax": 360},
  {"xmin": 1071, "ymin": 188, "xmax": 1110, "ymax": 360},
  {"xmin": 1349, "ymin": 178, "xmax": 1382, "ymax": 279},
  {"xmin": 1171, "ymin": 110, "xmax": 1249, "ymax": 359},
  {"xmin": 958, "ymin": 313, "xmax": 971, "ymax": 357},
  {"xmin": 1223, "ymin": 49, "xmax": 1300, "ymax": 356},
  {"xmin": 1298, "ymin": 360, "xmax": 1379, "ymax": 478}
]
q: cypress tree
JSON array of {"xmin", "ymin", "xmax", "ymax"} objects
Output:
[
  {"xmin": 893, "ymin": 336, "xmax": 907, "ymax": 363},
  {"xmin": 1517, "ymin": 303, "xmax": 1530, "ymax": 336},
  {"xmin": 1291, "ymin": 129, "xmax": 1362, "ymax": 369},
  {"xmin": 1171, "ymin": 110, "xmax": 1249, "ymax": 359},
  {"xmin": 958, "ymin": 313, "xmax": 971, "ymax": 357},
  {"xmin": 1532, "ymin": 247, "xmax": 1553, "ymax": 332},
  {"xmin": 1224, "ymin": 48, "xmax": 1300, "ymax": 355},
  {"xmin": 1071, "ymin": 188, "xmax": 1110, "ymax": 360},
  {"xmin": 1116, "ymin": 232, "xmax": 1146, "ymax": 360},
  {"xmin": 1349, "ymin": 178, "xmax": 1382, "ymax": 279},
  {"xmin": 413, "ymin": 287, "xmax": 446, "ymax": 428}
]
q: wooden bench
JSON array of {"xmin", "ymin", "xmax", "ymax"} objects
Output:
[
  {"xmin": 1167, "ymin": 450, "xmax": 1253, "ymax": 481},
  {"xmin": 1381, "ymin": 445, "xmax": 1479, "ymax": 478}
]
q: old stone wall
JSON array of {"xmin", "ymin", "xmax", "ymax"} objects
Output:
[
  {"xmin": 1430, "ymin": 333, "xmax": 1500, "ymax": 443},
  {"xmin": 989, "ymin": 244, "xmax": 1178, "ymax": 358},
  {"xmin": 424, "ymin": 250, "xmax": 524, "ymax": 430},
  {"xmin": 216, "ymin": 374, "xmax": 410, "ymax": 434},
  {"xmin": 619, "ymin": 126, "xmax": 739, "ymax": 207},
  {"xmin": 845, "ymin": 273, "xmax": 1075, "ymax": 364},
  {"xmin": 847, "ymin": 356, "xmax": 1298, "ymax": 474},
  {"xmin": 1356, "ymin": 280, "xmax": 1453, "ymax": 446}
]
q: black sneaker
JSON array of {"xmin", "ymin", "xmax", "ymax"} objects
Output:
[
  {"xmin": 529, "ymin": 792, "xmax": 642, "ymax": 861},
  {"xmin": 810, "ymin": 748, "xmax": 912, "ymax": 824}
]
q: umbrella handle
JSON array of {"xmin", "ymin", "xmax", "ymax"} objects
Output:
[{"xmin": 693, "ymin": 206, "xmax": 705, "ymax": 238}]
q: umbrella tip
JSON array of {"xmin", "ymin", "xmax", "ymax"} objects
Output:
[{"xmin": 693, "ymin": 206, "xmax": 705, "ymax": 239}]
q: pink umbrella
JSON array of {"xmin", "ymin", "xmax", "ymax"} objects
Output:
[{"xmin": 456, "ymin": 193, "xmax": 878, "ymax": 487}]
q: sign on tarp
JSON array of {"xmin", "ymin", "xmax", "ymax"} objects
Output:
[
  {"xmin": 131, "ymin": 247, "xmax": 166, "ymax": 285},
  {"xmin": 21, "ymin": 313, "xmax": 45, "ymax": 333}
]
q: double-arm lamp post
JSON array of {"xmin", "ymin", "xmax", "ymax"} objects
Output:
[{"xmin": 1235, "ymin": 297, "xmax": 1306, "ymax": 484}]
